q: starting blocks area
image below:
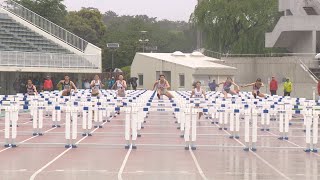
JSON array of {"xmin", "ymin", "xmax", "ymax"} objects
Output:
[{"xmin": 0, "ymin": 90, "xmax": 319, "ymax": 180}]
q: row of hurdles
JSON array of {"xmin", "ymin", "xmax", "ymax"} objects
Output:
[{"xmin": 0, "ymin": 90, "xmax": 319, "ymax": 152}]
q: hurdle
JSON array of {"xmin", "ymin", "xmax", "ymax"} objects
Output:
[
  {"xmin": 30, "ymin": 100, "xmax": 45, "ymax": 136},
  {"xmin": 305, "ymin": 107, "xmax": 319, "ymax": 152},
  {"xmin": 65, "ymin": 105, "xmax": 79, "ymax": 148},
  {"xmin": 243, "ymin": 105, "xmax": 258, "ymax": 151},
  {"xmin": 2, "ymin": 103, "xmax": 19, "ymax": 147}
]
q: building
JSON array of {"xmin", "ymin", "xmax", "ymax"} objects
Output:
[
  {"xmin": 266, "ymin": 0, "xmax": 320, "ymax": 53},
  {"xmin": 131, "ymin": 51, "xmax": 237, "ymax": 90},
  {"xmin": 0, "ymin": 0, "xmax": 101, "ymax": 94}
]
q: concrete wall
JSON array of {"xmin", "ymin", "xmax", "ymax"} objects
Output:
[{"xmin": 221, "ymin": 56, "xmax": 317, "ymax": 99}]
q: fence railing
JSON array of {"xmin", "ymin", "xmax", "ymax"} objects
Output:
[
  {"xmin": 0, "ymin": 0, "xmax": 89, "ymax": 52},
  {"xmin": 203, "ymin": 49, "xmax": 317, "ymax": 59},
  {"xmin": 0, "ymin": 51, "xmax": 99, "ymax": 69}
]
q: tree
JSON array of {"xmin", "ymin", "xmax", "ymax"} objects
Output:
[
  {"xmin": 65, "ymin": 8, "xmax": 107, "ymax": 46},
  {"xmin": 192, "ymin": 0, "xmax": 282, "ymax": 54},
  {"xmin": 101, "ymin": 12, "xmax": 196, "ymax": 70},
  {"xmin": 14, "ymin": 0, "xmax": 67, "ymax": 26}
]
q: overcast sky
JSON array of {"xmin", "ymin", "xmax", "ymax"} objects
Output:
[{"xmin": 64, "ymin": 0, "xmax": 198, "ymax": 21}]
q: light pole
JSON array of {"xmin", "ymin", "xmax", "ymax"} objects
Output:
[
  {"xmin": 107, "ymin": 43, "xmax": 120, "ymax": 69},
  {"xmin": 139, "ymin": 31, "xmax": 149, "ymax": 52}
]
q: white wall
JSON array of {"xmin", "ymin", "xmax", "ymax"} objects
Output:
[{"xmin": 222, "ymin": 56, "xmax": 317, "ymax": 99}]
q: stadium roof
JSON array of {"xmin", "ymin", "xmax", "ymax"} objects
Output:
[{"xmin": 138, "ymin": 52, "xmax": 236, "ymax": 70}]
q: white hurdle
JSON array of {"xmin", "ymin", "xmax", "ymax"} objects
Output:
[
  {"xmin": 65, "ymin": 105, "xmax": 79, "ymax": 148},
  {"xmin": 243, "ymin": 105, "xmax": 258, "ymax": 151},
  {"xmin": 3, "ymin": 104, "xmax": 19, "ymax": 147},
  {"xmin": 31, "ymin": 100, "xmax": 45, "ymax": 136}
]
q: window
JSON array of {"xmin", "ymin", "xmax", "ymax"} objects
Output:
[
  {"xmin": 179, "ymin": 74, "xmax": 185, "ymax": 87},
  {"xmin": 138, "ymin": 74, "xmax": 143, "ymax": 86}
]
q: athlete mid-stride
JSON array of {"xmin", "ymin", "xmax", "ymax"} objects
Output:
[
  {"xmin": 57, "ymin": 75, "xmax": 77, "ymax": 96},
  {"xmin": 153, "ymin": 75, "xmax": 174, "ymax": 99},
  {"xmin": 91, "ymin": 75, "xmax": 104, "ymax": 97},
  {"xmin": 241, "ymin": 78, "xmax": 265, "ymax": 98},
  {"xmin": 190, "ymin": 81, "xmax": 206, "ymax": 122},
  {"xmin": 218, "ymin": 77, "xmax": 240, "ymax": 98}
]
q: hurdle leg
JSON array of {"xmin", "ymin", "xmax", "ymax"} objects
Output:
[
  {"xmin": 261, "ymin": 112, "xmax": 265, "ymax": 131},
  {"xmin": 191, "ymin": 111, "xmax": 197, "ymax": 150},
  {"xmin": 223, "ymin": 111, "xmax": 228, "ymax": 130},
  {"xmin": 284, "ymin": 113, "xmax": 289, "ymax": 140},
  {"xmin": 125, "ymin": 107, "xmax": 131, "ymax": 149},
  {"xmin": 57, "ymin": 110, "xmax": 61, "ymax": 127},
  {"xmin": 32, "ymin": 110, "xmax": 38, "ymax": 136},
  {"xmin": 71, "ymin": 112, "xmax": 78, "ymax": 148},
  {"xmin": 102, "ymin": 110, "xmax": 107, "ymax": 122},
  {"xmin": 98, "ymin": 110, "xmax": 103, "ymax": 128},
  {"xmin": 180, "ymin": 112, "xmax": 186, "ymax": 137},
  {"xmin": 132, "ymin": 111, "xmax": 138, "ymax": 149},
  {"xmin": 52, "ymin": 109, "xmax": 56, "ymax": 127},
  {"xmin": 82, "ymin": 110, "xmax": 87, "ymax": 136},
  {"xmin": 184, "ymin": 111, "xmax": 191, "ymax": 150},
  {"xmin": 305, "ymin": 115, "xmax": 312, "ymax": 152},
  {"xmin": 279, "ymin": 113, "xmax": 284, "ymax": 140},
  {"xmin": 93, "ymin": 109, "xmax": 98, "ymax": 128},
  {"xmin": 229, "ymin": 113, "xmax": 234, "ymax": 138},
  {"xmin": 65, "ymin": 111, "xmax": 71, "ymax": 148},
  {"xmin": 38, "ymin": 109, "xmax": 43, "ymax": 135},
  {"xmin": 266, "ymin": 113, "xmax": 270, "ymax": 131},
  {"xmin": 252, "ymin": 113, "xmax": 258, "ymax": 151},
  {"xmin": 312, "ymin": 114, "xmax": 318, "ymax": 153},
  {"xmin": 235, "ymin": 113, "xmax": 240, "ymax": 139},
  {"xmin": 4, "ymin": 110, "xmax": 10, "ymax": 147},
  {"xmin": 244, "ymin": 113, "xmax": 250, "ymax": 151},
  {"xmin": 218, "ymin": 112, "xmax": 223, "ymax": 130},
  {"xmin": 11, "ymin": 110, "xmax": 18, "ymax": 147},
  {"xmin": 107, "ymin": 110, "xmax": 111, "ymax": 122}
]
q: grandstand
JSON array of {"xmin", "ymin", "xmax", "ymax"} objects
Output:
[{"xmin": 0, "ymin": 0, "xmax": 102, "ymax": 94}]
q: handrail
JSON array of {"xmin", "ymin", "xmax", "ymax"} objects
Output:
[
  {"xmin": 203, "ymin": 49, "xmax": 317, "ymax": 58},
  {"xmin": 298, "ymin": 58, "xmax": 319, "ymax": 83},
  {"xmin": 0, "ymin": 50, "xmax": 99, "ymax": 69},
  {"xmin": 0, "ymin": 0, "xmax": 94, "ymax": 52}
]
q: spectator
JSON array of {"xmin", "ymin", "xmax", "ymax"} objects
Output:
[
  {"xmin": 19, "ymin": 78, "xmax": 26, "ymax": 93},
  {"xmin": 104, "ymin": 77, "xmax": 110, "ymax": 89},
  {"xmin": 109, "ymin": 77, "xmax": 115, "ymax": 89},
  {"xmin": 208, "ymin": 80, "xmax": 218, "ymax": 91},
  {"xmin": 84, "ymin": 79, "xmax": 91, "ymax": 89},
  {"xmin": 269, "ymin": 76, "xmax": 278, "ymax": 96},
  {"xmin": 13, "ymin": 79, "xmax": 20, "ymax": 93},
  {"xmin": 283, "ymin": 78, "xmax": 292, "ymax": 96},
  {"xmin": 43, "ymin": 76, "xmax": 53, "ymax": 91}
]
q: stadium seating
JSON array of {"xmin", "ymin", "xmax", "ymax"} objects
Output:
[{"xmin": 0, "ymin": 13, "xmax": 70, "ymax": 53}]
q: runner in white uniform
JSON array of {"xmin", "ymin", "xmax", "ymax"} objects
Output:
[
  {"xmin": 90, "ymin": 75, "xmax": 104, "ymax": 97},
  {"xmin": 112, "ymin": 75, "xmax": 127, "ymax": 97},
  {"xmin": 190, "ymin": 81, "xmax": 206, "ymax": 120}
]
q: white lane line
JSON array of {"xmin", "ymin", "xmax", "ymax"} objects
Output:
[
  {"xmin": 266, "ymin": 131, "xmax": 320, "ymax": 158},
  {"xmin": 0, "ymin": 120, "xmax": 32, "ymax": 132},
  {"xmin": 214, "ymin": 124, "xmax": 292, "ymax": 180},
  {"xmin": 189, "ymin": 149, "xmax": 208, "ymax": 180},
  {"xmin": 118, "ymin": 145, "xmax": 132, "ymax": 180},
  {"xmin": 29, "ymin": 117, "xmax": 113, "ymax": 180},
  {"xmin": 0, "ymin": 125, "xmax": 59, "ymax": 153}
]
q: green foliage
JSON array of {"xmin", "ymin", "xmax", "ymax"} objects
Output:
[
  {"xmin": 65, "ymin": 8, "xmax": 106, "ymax": 46},
  {"xmin": 12, "ymin": 1, "xmax": 197, "ymax": 73},
  {"xmin": 121, "ymin": 66, "xmax": 131, "ymax": 81},
  {"xmin": 102, "ymin": 11, "xmax": 196, "ymax": 70},
  {"xmin": 14, "ymin": 0, "xmax": 67, "ymax": 26},
  {"xmin": 192, "ymin": 0, "xmax": 283, "ymax": 54}
]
